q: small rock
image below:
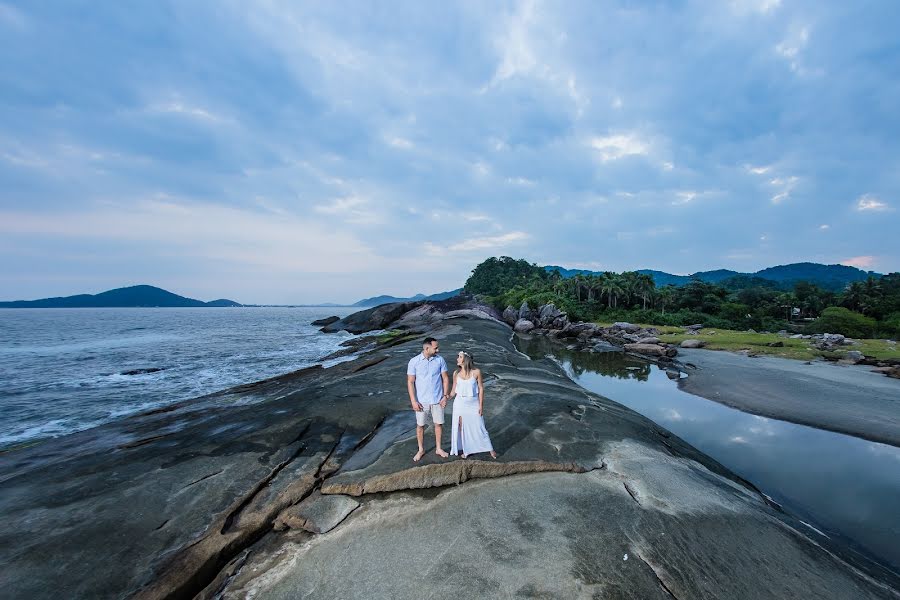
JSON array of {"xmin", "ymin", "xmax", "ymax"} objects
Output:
[
  {"xmin": 274, "ymin": 493, "xmax": 360, "ymax": 534},
  {"xmin": 637, "ymin": 337, "xmax": 660, "ymax": 345},
  {"xmin": 790, "ymin": 334, "xmax": 804, "ymax": 339},
  {"xmin": 766, "ymin": 341, "xmax": 784, "ymax": 347},
  {"xmin": 680, "ymin": 339, "xmax": 705, "ymax": 349},
  {"xmin": 844, "ymin": 350, "xmax": 864, "ymax": 363},
  {"xmin": 311, "ymin": 316, "xmax": 340, "ymax": 326}
]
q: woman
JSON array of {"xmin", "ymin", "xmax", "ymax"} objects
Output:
[{"xmin": 449, "ymin": 350, "xmax": 497, "ymax": 459}]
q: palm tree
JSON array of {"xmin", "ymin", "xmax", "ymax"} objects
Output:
[
  {"xmin": 600, "ymin": 272, "xmax": 625, "ymax": 308},
  {"xmin": 635, "ymin": 273, "xmax": 656, "ymax": 310},
  {"xmin": 656, "ymin": 286, "xmax": 675, "ymax": 314},
  {"xmin": 620, "ymin": 271, "xmax": 641, "ymax": 309}
]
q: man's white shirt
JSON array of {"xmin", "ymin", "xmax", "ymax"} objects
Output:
[{"xmin": 407, "ymin": 353, "xmax": 448, "ymax": 405}]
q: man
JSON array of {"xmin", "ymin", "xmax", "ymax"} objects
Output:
[{"xmin": 407, "ymin": 337, "xmax": 450, "ymax": 461}]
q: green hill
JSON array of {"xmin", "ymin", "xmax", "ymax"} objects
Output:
[{"xmin": 0, "ymin": 285, "xmax": 242, "ymax": 308}]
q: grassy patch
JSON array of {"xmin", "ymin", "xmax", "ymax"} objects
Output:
[
  {"xmin": 375, "ymin": 329, "xmax": 406, "ymax": 344},
  {"xmin": 655, "ymin": 328, "xmax": 900, "ymax": 361}
]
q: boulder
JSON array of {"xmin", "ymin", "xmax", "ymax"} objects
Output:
[
  {"xmin": 823, "ymin": 333, "xmax": 845, "ymax": 345},
  {"xmin": 537, "ymin": 303, "xmax": 564, "ymax": 328},
  {"xmin": 311, "ymin": 316, "xmax": 340, "ymax": 326},
  {"xmin": 789, "ymin": 334, "xmax": 804, "ymax": 339},
  {"xmin": 680, "ymin": 339, "xmax": 706, "ymax": 349},
  {"xmin": 612, "ymin": 322, "xmax": 641, "ymax": 333},
  {"xmin": 624, "ymin": 343, "xmax": 678, "ymax": 358},
  {"xmin": 550, "ymin": 315, "xmax": 569, "ymax": 330},
  {"xmin": 518, "ymin": 301, "xmax": 533, "ymax": 323},
  {"xmin": 514, "ymin": 319, "xmax": 535, "ymax": 333},
  {"xmin": 590, "ymin": 341, "xmax": 622, "ymax": 353},
  {"xmin": 685, "ymin": 323, "xmax": 704, "ymax": 330},
  {"xmin": 887, "ymin": 366, "xmax": 900, "ymax": 379},
  {"xmin": 766, "ymin": 341, "xmax": 784, "ymax": 347},
  {"xmin": 321, "ymin": 301, "xmax": 424, "ymax": 334},
  {"xmin": 777, "ymin": 330, "xmax": 789, "ymax": 337},
  {"xmin": 558, "ymin": 322, "xmax": 600, "ymax": 339},
  {"xmin": 637, "ymin": 336, "xmax": 660, "ymax": 345},
  {"xmin": 502, "ymin": 306, "xmax": 519, "ymax": 326}
]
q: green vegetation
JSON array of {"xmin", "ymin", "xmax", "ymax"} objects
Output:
[{"xmin": 464, "ymin": 256, "xmax": 900, "ymax": 339}]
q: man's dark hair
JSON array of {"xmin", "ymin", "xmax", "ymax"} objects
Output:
[{"xmin": 423, "ymin": 337, "xmax": 437, "ymax": 346}]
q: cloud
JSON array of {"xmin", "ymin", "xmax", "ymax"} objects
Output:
[
  {"xmin": 841, "ymin": 256, "xmax": 875, "ymax": 268},
  {"xmin": 0, "ymin": 197, "xmax": 377, "ymax": 273},
  {"xmin": 775, "ymin": 26, "xmax": 815, "ymax": 74},
  {"xmin": 589, "ymin": 133, "xmax": 651, "ymax": 162},
  {"xmin": 426, "ymin": 231, "xmax": 529, "ymax": 256},
  {"xmin": 385, "ymin": 135, "xmax": 414, "ymax": 149},
  {"xmin": 856, "ymin": 195, "xmax": 890, "ymax": 212},
  {"xmin": 731, "ymin": 0, "xmax": 782, "ymax": 15},
  {"xmin": 769, "ymin": 176, "xmax": 798, "ymax": 204},
  {"xmin": 2, "ymin": 2, "xmax": 899, "ymax": 301},
  {"xmin": 313, "ymin": 195, "xmax": 383, "ymax": 225}
]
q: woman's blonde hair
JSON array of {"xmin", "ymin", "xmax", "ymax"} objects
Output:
[{"xmin": 459, "ymin": 350, "xmax": 475, "ymax": 375}]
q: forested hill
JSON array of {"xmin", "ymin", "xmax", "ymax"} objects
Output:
[
  {"xmin": 544, "ymin": 262, "xmax": 879, "ymax": 291},
  {"xmin": 0, "ymin": 285, "xmax": 242, "ymax": 308}
]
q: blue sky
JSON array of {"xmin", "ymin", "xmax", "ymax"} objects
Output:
[{"xmin": 1, "ymin": 1, "xmax": 898, "ymax": 304}]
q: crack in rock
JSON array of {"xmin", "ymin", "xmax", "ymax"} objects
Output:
[
  {"xmin": 623, "ymin": 481, "xmax": 642, "ymax": 506},
  {"xmin": 132, "ymin": 426, "xmax": 335, "ymax": 600},
  {"xmin": 320, "ymin": 460, "xmax": 588, "ymax": 497},
  {"xmin": 635, "ymin": 553, "xmax": 679, "ymax": 599}
]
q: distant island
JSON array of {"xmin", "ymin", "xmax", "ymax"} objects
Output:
[
  {"xmin": 352, "ymin": 288, "xmax": 462, "ymax": 307},
  {"xmin": 0, "ymin": 285, "xmax": 242, "ymax": 308}
]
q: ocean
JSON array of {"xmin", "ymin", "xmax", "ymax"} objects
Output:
[{"xmin": 0, "ymin": 306, "xmax": 358, "ymax": 449}]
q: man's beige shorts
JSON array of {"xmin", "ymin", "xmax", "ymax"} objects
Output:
[{"xmin": 415, "ymin": 403, "xmax": 445, "ymax": 426}]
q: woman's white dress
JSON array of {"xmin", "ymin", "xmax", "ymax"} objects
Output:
[{"xmin": 450, "ymin": 375, "xmax": 494, "ymax": 456}]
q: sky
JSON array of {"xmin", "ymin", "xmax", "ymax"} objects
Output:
[{"xmin": 1, "ymin": 1, "xmax": 899, "ymax": 304}]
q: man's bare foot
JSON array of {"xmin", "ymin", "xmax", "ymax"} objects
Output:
[
  {"xmin": 435, "ymin": 448, "xmax": 449, "ymax": 458},
  {"xmin": 490, "ymin": 451, "xmax": 498, "ymax": 459},
  {"xmin": 413, "ymin": 449, "xmax": 425, "ymax": 462}
]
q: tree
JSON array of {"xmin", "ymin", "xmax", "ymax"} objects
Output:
[
  {"xmin": 655, "ymin": 286, "xmax": 676, "ymax": 314},
  {"xmin": 635, "ymin": 273, "xmax": 655, "ymax": 310}
]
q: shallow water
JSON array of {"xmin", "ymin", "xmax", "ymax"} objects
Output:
[
  {"xmin": 515, "ymin": 335, "xmax": 900, "ymax": 575},
  {"xmin": 0, "ymin": 307, "xmax": 356, "ymax": 448}
]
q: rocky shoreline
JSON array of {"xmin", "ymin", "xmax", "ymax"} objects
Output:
[{"xmin": 1, "ymin": 298, "xmax": 898, "ymax": 599}]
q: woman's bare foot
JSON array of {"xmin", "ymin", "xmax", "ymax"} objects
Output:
[
  {"xmin": 435, "ymin": 448, "xmax": 449, "ymax": 458},
  {"xmin": 490, "ymin": 451, "xmax": 498, "ymax": 459},
  {"xmin": 461, "ymin": 453, "xmax": 468, "ymax": 459},
  {"xmin": 413, "ymin": 449, "xmax": 425, "ymax": 462}
]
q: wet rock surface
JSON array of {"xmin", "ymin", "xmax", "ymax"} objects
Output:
[
  {"xmin": 0, "ymin": 301, "xmax": 897, "ymax": 599},
  {"xmin": 677, "ymin": 348, "xmax": 900, "ymax": 447}
]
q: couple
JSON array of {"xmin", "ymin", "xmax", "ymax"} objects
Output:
[{"xmin": 406, "ymin": 337, "xmax": 497, "ymax": 462}]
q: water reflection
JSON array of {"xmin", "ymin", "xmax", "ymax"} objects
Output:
[{"xmin": 515, "ymin": 334, "xmax": 900, "ymax": 577}]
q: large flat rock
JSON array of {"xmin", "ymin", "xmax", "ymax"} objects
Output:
[{"xmin": 0, "ymin": 312, "xmax": 897, "ymax": 599}]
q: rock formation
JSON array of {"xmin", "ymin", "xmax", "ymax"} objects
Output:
[{"xmin": 1, "ymin": 299, "xmax": 896, "ymax": 599}]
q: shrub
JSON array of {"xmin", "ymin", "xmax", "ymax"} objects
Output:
[
  {"xmin": 878, "ymin": 312, "xmax": 900, "ymax": 338},
  {"xmin": 807, "ymin": 307, "xmax": 877, "ymax": 338}
]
